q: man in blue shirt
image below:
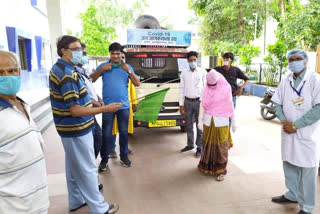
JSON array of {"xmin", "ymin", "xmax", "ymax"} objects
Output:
[{"xmin": 91, "ymin": 42, "xmax": 140, "ymax": 170}]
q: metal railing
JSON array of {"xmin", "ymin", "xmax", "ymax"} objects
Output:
[{"xmin": 246, "ymin": 63, "xmax": 286, "ymax": 86}]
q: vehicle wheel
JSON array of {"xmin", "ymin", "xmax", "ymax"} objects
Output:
[
  {"xmin": 260, "ymin": 108, "xmax": 276, "ymax": 120},
  {"xmin": 180, "ymin": 125, "xmax": 187, "ymax": 132}
]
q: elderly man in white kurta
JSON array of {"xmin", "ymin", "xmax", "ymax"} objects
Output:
[
  {"xmin": 271, "ymin": 49, "xmax": 320, "ymax": 214},
  {"xmin": 0, "ymin": 50, "xmax": 49, "ymax": 213}
]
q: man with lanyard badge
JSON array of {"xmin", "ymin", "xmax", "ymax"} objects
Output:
[{"xmin": 271, "ymin": 49, "xmax": 320, "ymax": 214}]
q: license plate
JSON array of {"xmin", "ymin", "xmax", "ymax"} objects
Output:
[{"xmin": 148, "ymin": 120, "xmax": 176, "ymax": 127}]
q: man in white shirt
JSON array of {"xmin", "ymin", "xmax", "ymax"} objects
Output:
[
  {"xmin": 271, "ymin": 49, "xmax": 320, "ymax": 214},
  {"xmin": 179, "ymin": 51, "xmax": 207, "ymax": 157},
  {"xmin": 0, "ymin": 50, "xmax": 49, "ymax": 213}
]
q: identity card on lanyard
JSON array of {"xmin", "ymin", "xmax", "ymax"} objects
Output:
[{"xmin": 290, "ymin": 80, "xmax": 306, "ymax": 110}]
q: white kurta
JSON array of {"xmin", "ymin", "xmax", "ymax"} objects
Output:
[
  {"xmin": 271, "ymin": 71, "xmax": 320, "ymax": 167},
  {"xmin": 0, "ymin": 100, "xmax": 49, "ymax": 213}
]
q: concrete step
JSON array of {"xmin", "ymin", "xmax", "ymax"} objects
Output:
[
  {"xmin": 31, "ymin": 97, "xmax": 53, "ymax": 134},
  {"xmin": 36, "ymin": 112, "xmax": 54, "ymax": 134},
  {"xmin": 31, "ymin": 101, "xmax": 52, "ymax": 122},
  {"xmin": 19, "ymin": 89, "xmax": 53, "ymax": 134}
]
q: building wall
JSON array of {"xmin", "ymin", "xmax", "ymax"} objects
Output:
[{"xmin": 0, "ymin": 0, "xmax": 52, "ymax": 91}]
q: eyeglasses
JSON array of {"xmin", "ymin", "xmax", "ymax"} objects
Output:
[{"xmin": 66, "ymin": 47, "xmax": 83, "ymax": 52}]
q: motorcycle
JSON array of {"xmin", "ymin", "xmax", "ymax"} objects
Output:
[{"xmin": 260, "ymin": 88, "xmax": 277, "ymax": 120}]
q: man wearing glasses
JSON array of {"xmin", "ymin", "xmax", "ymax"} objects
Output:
[{"xmin": 49, "ymin": 35, "xmax": 121, "ymax": 214}]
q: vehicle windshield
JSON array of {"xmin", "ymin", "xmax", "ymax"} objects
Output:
[{"xmin": 126, "ymin": 57, "xmax": 181, "ymax": 83}]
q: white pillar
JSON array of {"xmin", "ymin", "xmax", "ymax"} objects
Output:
[{"xmin": 46, "ymin": 0, "xmax": 63, "ymax": 63}]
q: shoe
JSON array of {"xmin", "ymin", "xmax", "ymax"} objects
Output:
[
  {"xmin": 109, "ymin": 150, "xmax": 117, "ymax": 158},
  {"xmin": 99, "ymin": 183, "xmax": 103, "ymax": 191},
  {"xmin": 299, "ymin": 210, "xmax": 311, "ymax": 214},
  {"xmin": 120, "ymin": 156, "xmax": 131, "ymax": 167},
  {"xmin": 105, "ymin": 204, "xmax": 119, "ymax": 214},
  {"xmin": 70, "ymin": 203, "xmax": 87, "ymax": 212},
  {"xmin": 271, "ymin": 195, "xmax": 297, "ymax": 203},
  {"xmin": 195, "ymin": 148, "xmax": 202, "ymax": 158},
  {"xmin": 99, "ymin": 160, "xmax": 108, "ymax": 172},
  {"xmin": 180, "ymin": 146, "xmax": 194, "ymax": 153}
]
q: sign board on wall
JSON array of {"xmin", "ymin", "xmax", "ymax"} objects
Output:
[{"xmin": 127, "ymin": 29, "xmax": 191, "ymax": 47}]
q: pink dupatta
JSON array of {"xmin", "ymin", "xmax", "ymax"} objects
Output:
[{"xmin": 202, "ymin": 70, "xmax": 234, "ymax": 118}]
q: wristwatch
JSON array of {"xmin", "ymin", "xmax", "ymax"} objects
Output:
[{"xmin": 128, "ymin": 70, "xmax": 132, "ymax": 74}]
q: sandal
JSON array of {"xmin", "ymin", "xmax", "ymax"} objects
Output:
[{"xmin": 216, "ymin": 174, "xmax": 225, "ymax": 181}]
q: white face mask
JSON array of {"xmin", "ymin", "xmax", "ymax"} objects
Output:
[
  {"xmin": 288, "ymin": 60, "xmax": 305, "ymax": 73},
  {"xmin": 189, "ymin": 62, "xmax": 197, "ymax": 69},
  {"xmin": 223, "ymin": 61, "xmax": 230, "ymax": 66}
]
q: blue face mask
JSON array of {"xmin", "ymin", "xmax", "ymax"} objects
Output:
[
  {"xmin": 288, "ymin": 60, "xmax": 305, "ymax": 73},
  {"xmin": 80, "ymin": 55, "xmax": 89, "ymax": 65},
  {"xmin": 70, "ymin": 51, "xmax": 83, "ymax": 65},
  {"xmin": 189, "ymin": 62, "xmax": 197, "ymax": 69},
  {"xmin": 0, "ymin": 76, "xmax": 21, "ymax": 95}
]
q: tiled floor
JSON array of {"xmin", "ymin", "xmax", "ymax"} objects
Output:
[{"xmin": 44, "ymin": 95, "xmax": 320, "ymax": 214}]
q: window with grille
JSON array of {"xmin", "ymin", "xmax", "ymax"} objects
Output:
[
  {"xmin": 141, "ymin": 58, "xmax": 166, "ymax": 68},
  {"xmin": 18, "ymin": 39, "xmax": 28, "ymax": 70}
]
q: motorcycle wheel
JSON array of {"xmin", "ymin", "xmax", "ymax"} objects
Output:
[{"xmin": 260, "ymin": 108, "xmax": 276, "ymax": 120}]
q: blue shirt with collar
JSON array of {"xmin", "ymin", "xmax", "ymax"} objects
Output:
[
  {"xmin": 95, "ymin": 61, "xmax": 135, "ymax": 110},
  {"xmin": 0, "ymin": 97, "xmax": 26, "ymax": 109},
  {"xmin": 0, "ymin": 97, "xmax": 13, "ymax": 108}
]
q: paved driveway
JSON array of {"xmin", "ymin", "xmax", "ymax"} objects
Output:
[{"xmin": 45, "ymin": 95, "xmax": 320, "ymax": 214}]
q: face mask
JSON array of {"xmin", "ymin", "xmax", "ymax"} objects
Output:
[
  {"xmin": 69, "ymin": 51, "xmax": 83, "ymax": 65},
  {"xmin": 189, "ymin": 62, "xmax": 197, "ymax": 69},
  {"xmin": 0, "ymin": 76, "xmax": 21, "ymax": 95},
  {"xmin": 223, "ymin": 61, "xmax": 230, "ymax": 66},
  {"xmin": 80, "ymin": 55, "xmax": 89, "ymax": 65},
  {"xmin": 288, "ymin": 60, "xmax": 305, "ymax": 73},
  {"xmin": 111, "ymin": 62, "xmax": 121, "ymax": 68}
]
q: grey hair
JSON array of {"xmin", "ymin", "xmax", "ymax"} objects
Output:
[
  {"xmin": 0, "ymin": 50, "xmax": 21, "ymax": 68},
  {"xmin": 287, "ymin": 49, "xmax": 309, "ymax": 62}
]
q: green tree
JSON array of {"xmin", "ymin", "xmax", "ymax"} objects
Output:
[
  {"xmin": 206, "ymin": 41, "xmax": 241, "ymax": 59},
  {"xmin": 274, "ymin": 0, "xmax": 320, "ymax": 51},
  {"xmin": 79, "ymin": 5, "xmax": 116, "ymax": 56},
  {"xmin": 189, "ymin": 0, "xmax": 267, "ymax": 54},
  {"xmin": 79, "ymin": 0, "xmax": 147, "ymax": 56},
  {"xmin": 85, "ymin": 0, "xmax": 147, "ymax": 27},
  {"xmin": 238, "ymin": 44, "xmax": 261, "ymax": 72},
  {"xmin": 263, "ymin": 40, "xmax": 287, "ymax": 86}
]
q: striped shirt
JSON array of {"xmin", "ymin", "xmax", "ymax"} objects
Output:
[
  {"xmin": 49, "ymin": 59, "xmax": 94, "ymax": 137},
  {"xmin": 0, "ymin": 97, "xmax": 49, "ymax": 214}
]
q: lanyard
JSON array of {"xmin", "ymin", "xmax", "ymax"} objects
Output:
[{"xmin": 290, "ymin": 80, "xmax": 306, "ymax": 97}]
